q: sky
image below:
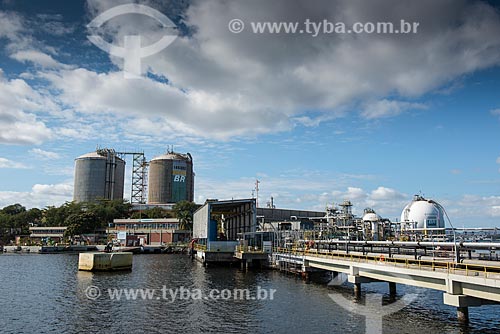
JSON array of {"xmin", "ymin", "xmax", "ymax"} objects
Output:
[{"xmin": 0, "ymin": 0, "xmax": 500, "ymax": 227}]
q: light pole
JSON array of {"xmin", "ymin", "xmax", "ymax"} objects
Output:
[{"xmin": 434, "ymin": 201, "xmax": 458, "ymax": 264}]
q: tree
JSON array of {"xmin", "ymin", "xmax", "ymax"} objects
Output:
[
  {"xmin": 172, "ymin": 201, "xmax": 198, "ymax": 230},
  {"xmin": 130, "ymin": 207, "xmax": 172, "ymax": 219},
  {"xmin": 0, "ymin": 204, "xmax": 43, "ymax": 242},
  {"xmin": 64, "ymin": 212, "xmax": 99, "ymax": 237},
  {"xmin": 86, "ymin": 199, "xmax": 132, "ymax": 224},
  {"xmin": 43, "ymin": 202, "xmax": 83, "ymax": 227},
  {"xmin": 1, "ymin": 203, "xmax": 26, "ymax": 216}
]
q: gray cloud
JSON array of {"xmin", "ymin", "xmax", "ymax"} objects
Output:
[{"xmin": 72, "ymin": 0, "xmax": 500, "ymax": 138}]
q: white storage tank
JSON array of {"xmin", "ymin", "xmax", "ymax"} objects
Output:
[
  {"xmin": 400, "ymin": 195, "xmax": 445, "ymax": 229},
  {"xmin": 363, "ymin": 208, "xmax": 382, "ymax": 241}
]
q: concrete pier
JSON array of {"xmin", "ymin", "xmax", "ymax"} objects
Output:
[
  {"xmin": 389, "ymin": 282, "xmax": 397, "ymax": 296},
  {"xmin": 457, "ymin": 307, "xmax": 469, "ymax": 324},
  {"xmin": 274, "ymin": 248, "xmax": 500, "ymax": 326},
  {"xmin": 354, "ymin": 282, "xmax": 361, "ymax": 298},
  {"xmin": 78, "ymin": 252, "xmax": 133, "ymax": 271}
]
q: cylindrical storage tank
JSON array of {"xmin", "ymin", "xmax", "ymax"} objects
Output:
[
  {"xmin": 73, "ymin": 151, "xmax": 125, "ymax": 203},
  {"xmin": 400, "ymin": 195, "xmax": 445, "ymax": 229},
  {"xmin": 148, "ymin": 152, "xmax": 194, "ymax": 204}
]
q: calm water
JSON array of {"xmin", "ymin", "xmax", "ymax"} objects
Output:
[{"xmin": 0, "ymin": 254, "xmax": 499, "ymax": 334}]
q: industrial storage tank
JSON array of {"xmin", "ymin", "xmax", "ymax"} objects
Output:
[
  {"xmin": 147, "ymin": 151, "xmax": 194, "ymax": 204},
  {"xmin": 362, "ymin": 208, "xmax": 382, "ymax": 222},
  {"xmin": 400, "ymin": 195, "xmax": 445, "ymax": 229},
  {"xmin": 363, "ymin": 208, "xmax": 382, "ymax": 241},
  {"xmin": 73, "ymin": 150, "xmax": 125, "ymax": 203}
]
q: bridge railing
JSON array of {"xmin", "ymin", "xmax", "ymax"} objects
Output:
[
  {"xmin": 236, "ymin": 245, "xmax": 265, "ymax": 253},
  {"xmin": 274, "ymin": 248, "xmax": 500, "ymax": 279}
]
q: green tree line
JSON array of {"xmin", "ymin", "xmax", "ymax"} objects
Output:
[{"xmin": 0, "ymin": 200, "xmax": 198, "ymax": 243}]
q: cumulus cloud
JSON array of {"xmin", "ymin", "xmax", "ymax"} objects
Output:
[
  {"xmin": 453, "ymin": 194, "xmax": 500, "ymax": 219},
  {"xmin": 43, "ymin": 68, "xmax": 290, "ymax": 139},
  {"xmin": 1, "ymin": 0, "xmax": 499, "ymax": 141},
  {"xmin": 56, "ymin": 0, "xmax": 499, "ymax": 139},
  {"xmin": 0, "ymin": 182, "xmax": 73, "ymax": 209},
  {"xmin": 369, "ymin": 186, "xmax": 406, "ymax": 201},
  {"xmin": 0, "ymin": 75, "xmax": 53, "ymax": 144}
]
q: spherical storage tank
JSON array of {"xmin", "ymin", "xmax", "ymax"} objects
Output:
[
  {"xmin": 362, "ymin": 210, "xmax": 381, "ymax": 222},
  {"xmin": 148, "ymin": 152, "xmax": 194, "ymax": 204},
  {"xmin": 400, "ymin": 195, "xmax": 445, "ymax": 229},
  {"xmin": 73, "ymin": 151, "xmax": 125, "ymax": 203}
]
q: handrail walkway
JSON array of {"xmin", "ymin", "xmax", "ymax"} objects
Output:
[{"xmin": 274, "ymin": 247, "xmax": 500, "ymax": 279}]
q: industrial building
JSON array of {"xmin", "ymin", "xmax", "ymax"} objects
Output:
[
  {"xmin": 73, "ymin": 148, "xmax": 194, "ymax": 204},
  {"xmin": 192, "ymin": 199, "xmax": 328, "ymax": 264},
  {"xmin": 28, "ymin": 226, "xmax": 68, "ymax": 243},
  {"xmin": 73, "ymin": 150, "xmax": 126, "ymax": 203},
  {"xmin": 257, "ymin": 207, "xmax": 325, "ymax": 223},
  {"xmin": 108, "ymin": 218, "xmax": 191, "ymax": 246},
  {"xmin": 148, "ymin": 152, "xmax": 194, "ymax": 204}
]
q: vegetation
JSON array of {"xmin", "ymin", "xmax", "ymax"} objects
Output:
[
  {"xmin": 130, "ymin": 206, "xmax": 172, "ymax": 219},
  {"xmin": 0, "ymin": 199, "xmax": 199, "ymax": 244},
  {"xmin": 0, "ymin": 204, "xmax": 42, "ymax": 243},
  {"xmin": 172, "ymin": 200, "xmax": 199, "ymax": 230},
  {"xmin": 0, "ymin": 199, "xmax": 131, "ymax": 244}
]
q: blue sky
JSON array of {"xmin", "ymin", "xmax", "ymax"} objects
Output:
[{"xmin": 1, "ymin": 0, "xmax": 500, "ymax": 227}]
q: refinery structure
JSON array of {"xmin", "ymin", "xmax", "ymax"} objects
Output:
[
  {"xmin": 72, "ymin": 147, "xmax": 497, "ymax": 246},
  {"xmin": 73, "ymin": 147, "xmax": 194, "ymax": 205}
]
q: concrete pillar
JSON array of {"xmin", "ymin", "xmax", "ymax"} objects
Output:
[
  {"xmin": 389, "ymin": 282, "xmax": 397, "ymax": 296},
  {"xmin": 457, "ymin": 307, "xmax": 469, "ymax": 324},
  {"xmin": 354, "ymin": 283, "xmax": 361, "ymax": 298}
]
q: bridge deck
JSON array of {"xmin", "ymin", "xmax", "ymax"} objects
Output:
[{"xmin": 274, "ymin": 248, "xmax": 500, "ymax": 304}]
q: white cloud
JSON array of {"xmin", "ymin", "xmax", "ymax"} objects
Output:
[
  {"xmin": 496, "ymin": 157, "xmax": 500, "ymax": 164},
  {"xmin": 29, "ymin": 148, "xmax": 61, "ymax": 160},
  {"xmin": 42, "ymin": 68, "xmax": 291, "ymax": 139},
  {"xmin": 0, "ymin": 75, "xmax": 53, "ymax": 144},
  {"xmin": 10, "ymin": 50, "xmax": 65, "ymax": 68},
  {"xmin": 452, "ymin": 194, "xmax": 500, "ymax": 220},
  {"xmin": 369, "ymin": 187, "xmax": 406, "ymax": 201},
  {"xmin": 491, "ymin": 109, "xmax": 500, "ymax": 118},
  {"xmin": 1, "ymin": 1, "xmax": 499, "ymax": 142},
  {"xmin": 0, "ymin": 11, "xmax": 24, "ymax": 42},
  {"xmin": 0, "ymin": 157, "xmax": 29, "ymax": 169},
  {"xmin": 70, "ymin": 0, "xmax": 500, "ymax": 139},
  {"xmin": 0, "ymin": 182, "xmax": 73, "ymax": 209},
  {"xmin": 361, "ymin": 100, "xmax": 426, "ymax": 119}
]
